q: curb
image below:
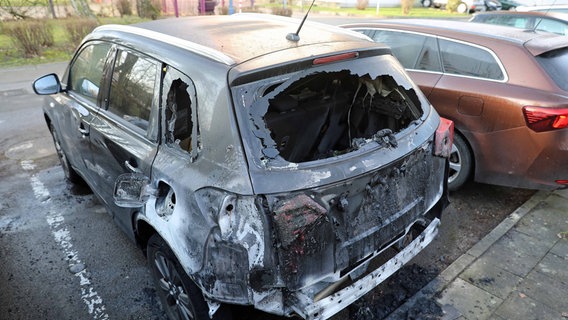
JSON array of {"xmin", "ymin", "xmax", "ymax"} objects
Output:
[{"xmin": 385, "ymin": 190, "xmax": 552, "ymax": 319}]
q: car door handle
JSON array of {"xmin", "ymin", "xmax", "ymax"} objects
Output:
[
  {"xmin": 78, "ymin": 123, "xmax": 89, "ymax": 137},
  {"xmin": 125, "ymin": 159, "xmax": 141, "ymax": 173}
]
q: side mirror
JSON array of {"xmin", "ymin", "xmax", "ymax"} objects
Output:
[
  {"xmin": 113, "ymin": 173, "xmax": 156, "ymax": 208},
  {"xmin": 32, "ymin": 73, "xmax": 61, "ymax": 95}
]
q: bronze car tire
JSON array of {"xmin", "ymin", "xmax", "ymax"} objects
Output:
[
  {"xmin": 147, "ymin": 234, "xmax": 232, "ymax": 320},
  {"xmin": 448, "ymin": 134, "xmax": 473, "ymax": 191},
  {"xmin": 49, "ymin": 123, "xmax": 82, "ymax": 184}
]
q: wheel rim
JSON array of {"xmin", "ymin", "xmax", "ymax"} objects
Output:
[
  {"xmin": 457, "ymin": 3, "xmax": 467, "ymax": 13},
  {"xmin": 448, "ymin": 142, "xmax": 462, "ymax": 185},
  {"xmin": 154, "ymin": 253, "xmax": 195, "ymax": 320}
]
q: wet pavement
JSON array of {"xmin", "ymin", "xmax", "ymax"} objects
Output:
[{"xmin": 388, "ymin": 189, "xmax": 568, "ymax": 320}]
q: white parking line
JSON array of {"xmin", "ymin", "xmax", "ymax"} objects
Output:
[{"xmin": 21, "ymin": 160, "xmax": 110, "ymax": 320}]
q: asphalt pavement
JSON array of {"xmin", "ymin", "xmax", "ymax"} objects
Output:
[{"xmin": 2, "ymin": 62, "xmax": 567, "ymax": 320}]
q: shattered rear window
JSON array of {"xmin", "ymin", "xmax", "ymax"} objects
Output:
[{"xmin": 234, "ymin": 54, "xmax": 428, "ymax": 165}]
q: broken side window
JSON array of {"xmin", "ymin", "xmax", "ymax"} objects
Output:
[
  {"xmin": 162, "ymin": 67, "xmax": 198, "ymax": 159},
  {"xmin": 262, "ymin": 71, "xmax": 422, "ymax": 163}
]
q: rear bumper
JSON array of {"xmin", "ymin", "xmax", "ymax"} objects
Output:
[{"xmin": 288, "ymin": 217, "xmax": 441, "ymax": 320}]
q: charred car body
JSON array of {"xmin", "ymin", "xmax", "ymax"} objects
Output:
[{"xmin": 33, "ymin": 14, "xmax": 451, "ymax": 320}]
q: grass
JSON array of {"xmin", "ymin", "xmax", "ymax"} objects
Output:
[
  {"xmin": 0, "ymin": 7, "xmax": 464, "ymax": 68},
  {"xmin": 0, "ymin": 16, "xmax": 149, "ymax": 68}
]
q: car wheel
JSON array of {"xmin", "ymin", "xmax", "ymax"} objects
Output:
[
  {"xmin": 422, "ymin": 0, "xmax": 432, "ymax": 7},
  {"xmin": 456, "ymin": 2, "xmax": 468, "ymax": 13},
  {"xmin": 448, "ymin": 134, "xmax": 473, "ymax": 191},
  {"xmin": 147, "ymin": 234, "xmax": 232, "ymax": 320},
  {"xmin": 49, "ymin": 122, "xmax": 82, "ymax": 184}
]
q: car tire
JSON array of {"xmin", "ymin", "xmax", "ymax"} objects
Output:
[
  {"xmin": 49, "ymin": 122, "xmax": 82, "ymax": 184},
  {"xmin": 422, "ymin": 0, "xmax": 432, "ymax": 7},
  {"xmin": 456, "ymin": 2, "xmax": 468, "ymax": 13},
  {"xmin": 448, "ymin": 134, "xmax": 473, "ymax": 191},
  {"xmin": 147, "ymin": 234, "xmax": 232, "ymax": 320}
]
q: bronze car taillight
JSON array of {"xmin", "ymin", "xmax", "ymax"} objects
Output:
[{"xmin": 523, "ymin": 106, "xmax": 568, "ymax": 133}]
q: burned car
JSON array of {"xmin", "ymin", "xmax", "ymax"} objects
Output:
[{"xmin": 33, "ymin": 14, "xmax": 451, "ymax": 320}]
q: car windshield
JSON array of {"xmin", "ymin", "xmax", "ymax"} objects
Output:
[
  {"xmin": 232, "ymin": 54, "xmax": 429, "ymax": 166},
  {"xmin": 536, "ymin": 47, "xmax": 568, "ymax": 92}
]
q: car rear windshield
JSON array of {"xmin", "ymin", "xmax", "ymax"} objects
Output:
[
  {"xmin": 536, "ymin": 47, "xmax": 568, "ymax": 92},
  {"xmin": 232, "ymin": 54, "xmax": 430, "ymax": 166}
]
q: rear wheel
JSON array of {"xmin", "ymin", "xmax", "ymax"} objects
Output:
[
  {"xmin": 448, "ymin": 134, "xmax": 473, "ymax": 191},
  {"xmin": 49, "ymin": 122, "xmax": 82, "ymax": 184},
  {"xmin": 456, "ymin": 2, "xmax": 468, "ymax": 13},
  {"xmin": 147, "ymin": 234, "xmax": 232, "ymax": 320}
]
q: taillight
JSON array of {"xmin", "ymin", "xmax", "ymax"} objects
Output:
[
  {"xmin": 313, "ymin": 52, "xmax": 358, "ymax": 65},
  {"xmin": 523, "ymin": 106, "xmax": 568, "ymax": 133},
  {"xmin": 556, "ymin": 180, "xmax": 568, "ymax": 186},
  {"xmin": 434, "ymin": 117, "xmax": 454, "ymax": 158}
]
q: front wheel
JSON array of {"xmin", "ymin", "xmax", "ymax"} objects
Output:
[
  {"xmin": 147, "ymin": 234, "xmax": 231, "ymax": 320},
  {"xmin": 448, "ymin": 134, "xmax": 473, "ymax": 191},
  {"xmin": 422, "ymin": 0, "xmax": 432, "ymax": 7}
]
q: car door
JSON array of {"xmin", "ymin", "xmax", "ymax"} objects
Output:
[
  {"xmin": 426, "ymin": 38, "xmax": 507, "ymax": 134},
  {"xmin": 54, "ymin": 41, "xmax": 113, "ymax": 182},
  {"xmin": 88, "ymin": 47, "xmax": 160, "ymax": 238}
]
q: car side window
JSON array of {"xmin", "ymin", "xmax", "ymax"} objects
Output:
[
  {"xmin": 535, "ymin": 18, "xmax": 568, "ymax": 35},
  {"xmin": 107, "ymin": 50, "xmax": 159, "ymax": 134},
  {"xmin": 438, "ymin": 39, "xmax": 504, "ymax": 80},
  {"xmin": 371, "ymin": 30, "xmax": 441, "ymax": 72},
  {"xmin": 162, "ymin": 66, "xmax": 198, "ymax": 159},
  {"xmin": 69, "ymin": 42, "xmax": 112, "ymax": 103}
]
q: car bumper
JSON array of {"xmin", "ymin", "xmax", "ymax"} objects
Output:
[{"xmin": 287, "ymin": 217, "xmax": 441, "ymax": 320}]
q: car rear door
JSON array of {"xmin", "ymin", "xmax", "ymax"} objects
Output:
[
  {"xmin": 88, "ymin": 47, "xmax": 160, "ymax": 238},
  {"xmin": 426, "ymin": 38, "xmax": 507, "ymax": 133}
]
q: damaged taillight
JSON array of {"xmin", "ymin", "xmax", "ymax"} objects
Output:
[
  {"xmin": 523, "ymin": 106, "xmax": 568, "ymax": 133},
  {"xmin": 313, "ymin": 52, "xmax": 358, "ymax": 65},
  {"xmin": 272, "ymin": 194, "xmax": 334, "ymax": 289},
  {"xmin": 434, "ymin": 117, "xmax": 454, "ymax": 158}
]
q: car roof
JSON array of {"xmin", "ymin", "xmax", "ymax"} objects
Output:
[
  {"xmin": 342, "ymin": 19, "xmax": 568, "ymax": 56},
  {"xmin": 94, "ymin": 14, "xmax": 372, "ymax": 65}
]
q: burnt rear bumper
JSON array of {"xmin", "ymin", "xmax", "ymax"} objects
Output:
[{"xmin": 288, "ymin": 217, "xmax": 441, "ymax": 320}]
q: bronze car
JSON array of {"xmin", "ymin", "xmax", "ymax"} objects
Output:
[{"xmin": 344, "ymin": 20, "xmax": 568, "ymax": 190}]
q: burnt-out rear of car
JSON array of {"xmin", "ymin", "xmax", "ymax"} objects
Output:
[{"xmin": 228, "ymin": 43, "xmax": 452, "ymax": 318}]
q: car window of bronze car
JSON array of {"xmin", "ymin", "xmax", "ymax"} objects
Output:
[
  {"xmin": 438, "ymin": 39, "xmax": 504, "ymax": 80},
  {"xmin": 371, "ymin": 30, "xmax": 442, "ymax": 72}
]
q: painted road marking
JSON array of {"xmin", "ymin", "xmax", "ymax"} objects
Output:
[{"xmin": 21, "ymin": 160, "xmax": 110, "ymax": 320}]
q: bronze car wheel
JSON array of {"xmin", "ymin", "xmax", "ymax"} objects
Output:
[
  {"xmin": 448, "ymin": 134, "xmax": 472, "ymax": 191},
  {"xmin": 49, "ymin": 123, "xmax": 82, "ymax": 183},
  {"xmin": 147, "ymin": 235, "xmax": 232, "ymax": 320}
]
